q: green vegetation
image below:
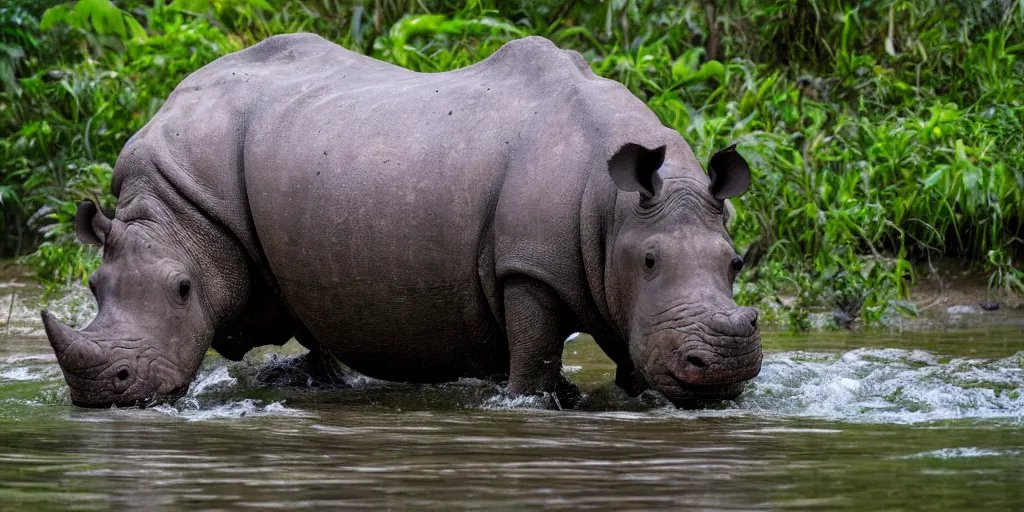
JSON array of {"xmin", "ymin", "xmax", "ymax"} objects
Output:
[{"xmin": 2, "ymin": 0, "xmax": 1022, "ymax": 329}]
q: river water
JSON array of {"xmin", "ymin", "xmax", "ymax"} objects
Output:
[{"xmin": 2, "ymin": 280, "xmax": 1023, "ymax": 510}]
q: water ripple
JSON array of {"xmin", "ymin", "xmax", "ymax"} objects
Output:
[{"xmin": 732, "ymin": 348, "xmax": 1024, "ymax": 424}]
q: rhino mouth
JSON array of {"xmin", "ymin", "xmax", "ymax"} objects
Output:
[
  {"xmin": 644, "ymin": 364, "xmax": 758, "ymax": 408},
  {"xmin": 87, "ymin": 386, "xmax": 187, "ymax": 409},
  {"xmin": 664, "ymin": 377, "xmax": 749, "ymax": 407},
  {"xmin": 637, "ymin": 324, "xmax": 762, "ymax": 407},
  {"xmin": 60, "ymin": 370, "xmax": 188, "ymax": 409},
  {"xmin": 137, "ymin": 388, "xmax": 188, "ymax": 409},
  {"xmin": 667, "ymin": 341, "xmax": 763, "ymax": 384}
]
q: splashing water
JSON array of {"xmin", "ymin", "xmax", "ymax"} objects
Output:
[
  {"xmin": 732, "ymin": 348, "xmax": 1024, "ymax": 424},
  {"xmin": 3, "ymin": 325, "xmax": 1024, "ymax": 510},
  {"xmin": 2, "ymin": 331, "xmax": 1024, "ymax": 423},
  {"xmin": 153, "ymin": 363, "xmax": 304, "ymax": 421},
  {"xmin": 186, "ymin": 365, "xmax": 238, "ymax": 395},
  {"xmin": 151, "ymin": 398, "xmax": 301, "ymax": 422}
]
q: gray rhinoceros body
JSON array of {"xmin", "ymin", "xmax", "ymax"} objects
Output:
[{"xmin": 43, "ymin": 33, "xmax": 762, "ymax": 408}]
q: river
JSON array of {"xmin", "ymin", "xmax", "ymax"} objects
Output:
[{"xmin": 2, "ymin": 277, "xmax": 1023, "ymax": 510}]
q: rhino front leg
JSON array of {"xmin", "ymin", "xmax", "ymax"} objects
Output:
[
  {"xmin": 211, "ymin": 281, "xmax": 295, "ymax": 361},
  {"xmin": 503, "ymin": 276, "xmax": 581, "ymax": 409},
  {"xmin": 293, "ymin": 326, "xmax": 351, "ymax": 386},
  {"xmin": 254, "ymin": 327, "xmax": 350, "ymax": 388}
]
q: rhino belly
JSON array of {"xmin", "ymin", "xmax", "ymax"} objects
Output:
[
  {"xmin": 256, "ymin": 205, "xmax": 508, "ymax": 382},
  {"xmin": 246, "ymin": 150, "xmax": 509, "ymax": 381},
  {"xmin": 286, "ymin": 277, "xmax": 507, "ymax": 383}
]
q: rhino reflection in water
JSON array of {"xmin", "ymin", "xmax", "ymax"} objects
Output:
[{"xmin": 42, "ymin": 34, "xmax": 761, "ymax": 409}]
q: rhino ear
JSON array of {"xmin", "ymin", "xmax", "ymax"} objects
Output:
[
  {"xmin": 75, "ymin": 201, "xmax": 111, "ymax": 246},
  {"xmin": 708, "ymin": 144, "xmax": 751, "ymax": 200},
  {"xmin": 608, "ymin": 143, "xmax": 667, "ymax": 200}
]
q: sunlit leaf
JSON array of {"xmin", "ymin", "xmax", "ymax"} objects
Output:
[
  {"xmin": 922, "ymin": 169, "xmax": 944, "ymax": 189},
  {"xmin": 39, "ymin": 5, "xmax": 74, "ymax": 31}
]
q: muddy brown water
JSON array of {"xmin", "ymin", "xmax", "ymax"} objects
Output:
[{"xmin": 2, "ymin": 277, "xmax": 1024, "ymax": 510}]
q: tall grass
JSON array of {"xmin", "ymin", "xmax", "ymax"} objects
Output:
[{"xmin": 2, "ymin": 0, "xmax": 1022, "ymax": 328}]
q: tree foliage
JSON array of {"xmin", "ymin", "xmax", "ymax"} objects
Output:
[{"xmin": 2, "ymin": 0, "xmax": 1022, "ymax": 327}]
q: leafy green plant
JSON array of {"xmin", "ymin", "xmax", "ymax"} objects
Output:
[
  {"xmin": 2, "ymin": 0, "xmax": 1021, "ymax": 326},
  {"xmin": 39, "ymin": 0, "xmax": 146, "ymax": 40}
]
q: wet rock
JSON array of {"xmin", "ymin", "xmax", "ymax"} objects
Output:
[
  {"xmin": 980, "ymin": 302, "xmax": 1000, "ymax": 311},
  {"xmin": 946, "ymin": 305, "xmax": 978, "ymax": 315},
  {"xmin": 833, "ymin": 309, "xmax": 856, "ymax": 330}
]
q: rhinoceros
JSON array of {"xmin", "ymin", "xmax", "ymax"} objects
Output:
[{"xmin": 42, "ymin": 33, "xmax": 760, "ymax": 408}]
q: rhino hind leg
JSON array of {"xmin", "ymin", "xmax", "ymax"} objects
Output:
[
  {"xmin": 254, "ymin": 348, "xmax": 352, "ymax": 388},
  {"xmin": 294, "ymin": 326, "xmax": 352, "ymax": 387},
  {"xmin": 254, "ymin": 326, "xmax": 352, "ymax": 388}
]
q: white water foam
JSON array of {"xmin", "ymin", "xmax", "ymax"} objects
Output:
[
  {"xmin": 151, "ymin": 398, "xmax": 300, "ymax": 422},
  {"xmin": 142, "ymin": 366, "xmax": 305, "ymax": 422},
  {"xmin": 482, "ymin": 392, "xmax": 548, "ymax": 410},
  {"xmin": 340, "ymin": 374, "xmax": 379, "ymax": 387},
  {"xmin": 896, "ymin": 447, "xmax": 1022, "ymax": 459},
  {"xmin": 0, "ymin": 360, "xmax": 61, "ymax": 382},
  {"xmin": 186, "ymin": 366, "xmax": 237, "ymax": 396},
  {"xmin": 0, "ymin": 367, "xmax": 46, "ymax": 381},
  {"xmin": 733, "ymin": 348, "xmax": 1024, "ymax": 424},
  {"xmin": 3, "ymin": 354, "xmax": 55, "ymax": 364}
]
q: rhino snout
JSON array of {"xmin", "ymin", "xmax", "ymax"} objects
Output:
[
  {"xmin": 667, "ymin": 307, "xmax": 762, "ymax": 388},
  {"xmin": 41, "ymin": 311, "xmax": 187, "ymax": 408},
  {"xmin": 670, "ymin": 343, "xmax": 762, "ymax": 388},
  {"xmin": 635, "ymin": 306, "xmax": 763, "ymax": 405},
  {"xmin": 704, "ymin": 306, "xmax": 759, "ymax": 338}
]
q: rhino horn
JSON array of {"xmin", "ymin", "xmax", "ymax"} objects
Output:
[{"xmin": 42, "ymin": 311, "xmax": 104, "ymax": 372}]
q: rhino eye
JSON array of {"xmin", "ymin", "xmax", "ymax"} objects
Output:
[
  {"xmin": 177, "ymin": 278, "xmax": 191, "ymax": 299},
  {"xmin": 731, "ymin": 255, "xmax": 744, "ymax": 272},
  {"xmin": 644, "ymin": 253, "xmax": 656, "ymax": 269}
]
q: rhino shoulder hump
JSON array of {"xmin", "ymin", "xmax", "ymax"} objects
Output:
[
  {"xmin": 479, "ymin": 36, "xmax": 595, "ymax": 81},
  {"xmin": 233, "ymin": 32, "xmax": 340, "ymax": 64}
]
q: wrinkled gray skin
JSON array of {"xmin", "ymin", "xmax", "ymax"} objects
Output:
[{"xmin": 42, "ymin": 34, "xmax": 761, "ymax": 409}]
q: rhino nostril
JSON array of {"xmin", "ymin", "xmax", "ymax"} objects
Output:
[
  {"xmin": 116, "ymin": 369, "xmax": 130, "ymax": 381},
  {"xmin": 686, "ymin": 355, "xmax": 707, "ymax": 369}
]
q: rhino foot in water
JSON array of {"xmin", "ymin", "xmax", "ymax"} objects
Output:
[
  {"xmin": 254, "ymin": 350, "xmax": 352, "ymax": 389},
  {"xmin": 41, "ymin": 34, "xmax": 761, "ymax": 409}
]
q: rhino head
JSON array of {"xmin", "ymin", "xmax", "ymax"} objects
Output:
[
  {"xmin": 43, "ymin": 192, "xmax": 250, "ymax": 408},
  {"xmin": 606, "ymin": 143, "xmax": 761, "ymax": 405}
]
